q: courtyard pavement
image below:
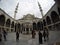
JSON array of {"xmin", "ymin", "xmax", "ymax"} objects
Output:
[{"xmin": 0, "ymin": 31, "xmax": 60, "ymax": 45}]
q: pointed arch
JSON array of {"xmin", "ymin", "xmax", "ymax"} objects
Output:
[
  {"xmin": 51, "ymin": 11, "xmax": 60, "ymax": 23},
  {"xmin": 43, "ymin": 19, "xmax": 46, "ymax": 26},
  {"xmin": 6, "ymin": 19, "xmax": 11, "ymax": 27},
  {"xmin": 11, "ymin": 21, "xmax": 14, "ymax": 28},
  {"xmin": 17, "ymin": 23, "xmax": 20, "ymax": 32},
  {"xmin": 40, "ymin": 21, "xmax": 43, "ymax": 30},
  {"xmin": 46, "ymin": 16, "xmax": 51, "ymax": 25},
  {"xmin": 0, "ymin": 15, "xmax": 5, "ymax": 26},
  {"xmin": 33, "ymin": 22, "xmax": 36, "ymax": 30},
  {"xmin": 37, "ymin": 22, "xmax": 40, "ymax": 30},
  {"xmin": 18, "ymin": 23, "xmax": 20, "ymax": 28},
  {"xmin": 15, "ymin": 23, "xmax": 17, "ymax": 32},
  {"xmin": 18, "ymin": 23, "xmax": 20, "ymax": 31}
]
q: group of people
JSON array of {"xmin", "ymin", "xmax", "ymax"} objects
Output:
[
  {"xmin": 38, "ymin": 29, "xmax": 49, "ymax": 44},
  {"xmin": 16, "ymin": 30, "xmax": 49, "ymax": 42},
  {"xmin": 0, "ymin": 29, "xmax": 20, "ymax": 42},
  {"xmin": 0, "ymin": 28, "xmax": 49, "ymax": 45},
  {"xmin": 31, "ymin": 28, "xmax": 49, "ymax": 44}
]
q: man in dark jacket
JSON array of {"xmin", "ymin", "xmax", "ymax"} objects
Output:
[
  {"xmin": 3, "ymin": 30, "xmax": 7, "ymax": 41},
  {"xmin": 38, "ymin": 30, "xmax": 43, "ymax": 44},
  {"xmin": 32, "ymin": 30, "xmax": 36, "ymax": 39},
  {"xmin": 16, "ymin": 31, "xmax": 19, "ymax": 41}
]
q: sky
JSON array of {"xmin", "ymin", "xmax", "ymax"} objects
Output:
[{"xmin": 0, "ymin": 0, "xmax": 55, "ymax": 19}]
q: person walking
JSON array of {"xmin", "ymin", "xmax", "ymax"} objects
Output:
[
  {"xmin": 3, "ymin": 30, "xmax": 7, "ymax": 41},
  {"xmin": 46, "ymin": 29, "xmax": 49, "ymax": 41},
  {"xmin": 38, "ymin": 30, "xmax": 43, "ymax": 44},
  {"xmin": 32, "ymin": 30, "xmax": 36, "ymax": 39},
  {"xmin": 43, "ymin": 29, "xmax": 47, "ymax": 42},
  {"xmin": 33, "ymin": 30, "xmax": 36, "ymax": 38},
  {"xmin": 16, "ymin": 31, "xmax": 19, "ymax": 41}
]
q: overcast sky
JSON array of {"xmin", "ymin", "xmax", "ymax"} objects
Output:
[{"xmin": 0, "ymin": 0, "xmax": 55, "ymax": 19}]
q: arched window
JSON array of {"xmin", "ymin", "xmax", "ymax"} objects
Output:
[
  {"xmin": 18, "ymin": 23, "xmax": 20, "ymax": 32},
  {"xmin": 11, "ymin": 21, "xmax": 14, "ymax": 28},
  {"xmin": 43, "ymin": 19, "xmax": 46, "ymax": 26},
  {"xmin": 46, "ymin": 16, "xmax": 51, "ymax": 25},
  {"xmin": 51, "ymin": 11, "xmax": 60, "ymax": 23},
  {"xmin": 6, "ymin": 19, "xmax": 11, "ymax": 27},
  {"xmin": 37, "ymin": 22, "xmax": 41, "ymax": 30},
  {"xmin": 40, "ymin": 21, "xmax": 43, "ymax": 30},
  {"xmin": 15, "ymin": 23, "xmax": 17, "ymax": 32},
  {"xmin": 21, "ymin": 24, "xmax": 24, "ymax": 31},
  {"xmin": 0, "ymin": 15, "xmax": 5, "ymax": 26},
  {"xmin": 33, "ymin": 22, "xmax": 36, "ymax": 30},
  {"xmin": 18, "ymin": 23, "xmax": 20, "ymax": 28}
]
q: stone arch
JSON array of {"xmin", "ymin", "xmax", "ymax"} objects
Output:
[
  {"xmin": 46, "ymin": 16, "xmax": 51, "ymax": 25},
  {"xmin": 11, "ymin": 21, "xmax": 14, "ymax": 28},
  {"xmin": 18, "ymin": 23, "xmax": 20, "ymax": 28},
  {"xmin": 51, "ymin": 11, "xmax": 60, "ymax": 23},
  {"xmin": 6, "ymin": 19, "xmax": 11, "ymax": 27},
  {"xmin": 37, "ymin": 22, "xmax": 41, "ymax": 30},
  {"xmin": 58, "ymin": 7, "xmax": 60, "ymax": 15},
  {"xmin": 18, "ymin": 23, "xmax": 20, "ymax": 32},
  {"xmin": 15, "ymin": 23, "xmax": 17, "ymax": 32},
  {"xmin": 33, "ymin": 22, "xmax": 36, "ymax": 30},
  {"xmin": 0, "ymin": 15, "xmax": 5, "ymax": 26},
  {"xmin": 43, "ymin": 19, "xmax": 46, "ymax": 26},
  {"xmin": 40, "ymin": 22, "xmax": 43, "ymax": 30},
  {"xmin": 21, "ymin": 24, "xmax": 24, "ymax": 31}
]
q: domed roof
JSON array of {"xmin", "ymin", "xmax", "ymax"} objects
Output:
[{"xmin": 22, "ymin": 14, "xmax": 35, "ymax": 20}]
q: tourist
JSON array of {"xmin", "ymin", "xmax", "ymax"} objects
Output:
[
  {"xmin": 38, "ymin": 30, "xmax": 43, "ymax": 44},
  {"xmin": 32, "ymin": 30, "xmax": 36, "ymax": 39},
  {"xmin": 16, "ymin": 31, "xmax": 19, "ymax": 41},
  {"xmin": 43, "ymin": 29, "xmax": 46, "ymax": 42},
  {"xmin": 3, "ymin": 30, "xmax": 7, "ymax": 41},
  {"xmin": 34, "ymin": 30, "xmax": 36, "ymax": 38},
  {"xmin": 32, "ymin": 30, "xmax": 34, "ymax": 38},
  {"xmin": 46, "ymin": 29, "xmax": 49, "ymax": 41}
]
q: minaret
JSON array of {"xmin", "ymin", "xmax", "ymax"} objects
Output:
[
  {"xmin": 38, "ymin": 1, "xmax": 43, "ymax": 18},
  {"xmin": 14, "ymin": 2, "xmax": 19, "ymax": 19},
  {"xmin": 38, "ymin": 1, "xmax": 44, "ymax": 30}
]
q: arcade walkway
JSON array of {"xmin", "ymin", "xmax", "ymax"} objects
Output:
[{"xmin": 0, "ymin": 31, "xmax": 60, "ymax": 45}]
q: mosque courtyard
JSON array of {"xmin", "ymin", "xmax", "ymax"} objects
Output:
[
  {"xmin": 0, "ymin": 0, "xmax": 60, "ymax": 45},
  {"xmin": 0, "ymin": 31, "xmax": 60, "ymax": 45}
]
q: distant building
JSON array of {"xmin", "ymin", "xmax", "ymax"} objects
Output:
[{"xmin": 17, "ymin": 14, "xmax": 40, "ymax": 33}]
